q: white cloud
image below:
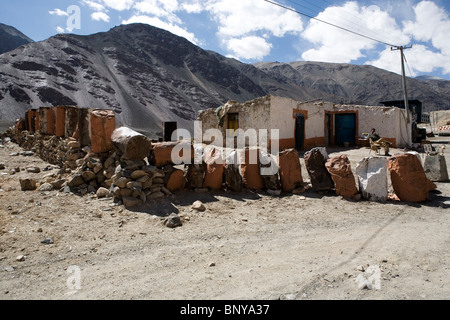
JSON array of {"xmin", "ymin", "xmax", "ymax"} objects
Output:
[
  {"xmin": 101, "ymin": 0, "xmax": 135, "ymax": 11},
  {"xmin": 367, "ymin": 1, "xmax": 450, "ymax": 76},
  {"xmin": 92, "ymin": 11, "xmax": 111, "ymax": 22},
  {"xmin": 80, "ymin": 0, "xmax": 106, "ymax": 12},
  {"xmin": 224, "ymin": 36, "xmax": 272, "ymax": 60},
  {"xmin": 133, "ymin": 0, "xmax": 181, "ymax": 23},
  {"xmin": 301, "ymin": 2, "xmax": 409, "ymax": 63},
  {"xmin": 204, "ymin": 0, "xmax": 303, "ymax": 60},
  {"xmin": 207, "ymin": 0, "xmax": 303, "ymax": 38},
  {"xmin": 56, "ymin": 26, "xmax": 66, "ymax": 33},
  {"xmin": 49, "ymin": 8, "xmax": 69, "ymax": 16},
  {"xmin": 122, "ymin": 15, "xmax": 199, "ymax": 44},
  {"xmin": 181, "ymin": 0, "xmax": 203, "ymax": 14}
]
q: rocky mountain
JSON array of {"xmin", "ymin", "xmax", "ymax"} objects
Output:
[
  {"xmin": 253, "ymin": 61, "xmax": 450, "ymax": 111},
  {"xmin": 0, "ymin": 23, "xmax": 33, "ymax": 54},
  {"xmin": 0, "ymin": 23, "xmax": 449, "ymax": 138}
]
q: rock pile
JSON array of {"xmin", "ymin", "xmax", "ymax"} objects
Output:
[{"xmin": 11, "ymin": 129, "xmax": 86, "ymax": 169}]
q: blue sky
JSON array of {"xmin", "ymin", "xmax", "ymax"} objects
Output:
[{"xmin": 1, "ymin": 0, "xmax": 450, "ymax": 80}]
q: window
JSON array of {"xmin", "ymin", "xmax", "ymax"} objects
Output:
[{"xmin": 227, "ymin": 113, "xmax": 239, "ymax": 131}]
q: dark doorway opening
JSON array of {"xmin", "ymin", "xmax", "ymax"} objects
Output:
[
  {"xmin": 295, "ymin": 113, "xmax": 305, "ymax": 151},
  {"xmin": 325, "ymin": 113, "xmax": 332, "ymax": 146},
  {"xmin": 163, "ymin": 122, "xmax": 177, "ymax": 142}
]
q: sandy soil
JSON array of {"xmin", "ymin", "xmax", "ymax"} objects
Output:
[{"xmin": 0, "ymin": 137, "xmax": 449, "ymax": 301}]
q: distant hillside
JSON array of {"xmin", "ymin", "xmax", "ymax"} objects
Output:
[
  {"xmin": 254, "ymin": 61, "xmax": 450, "ymax": 111},
  {"xmin": 0, "ymin": 23, "xmax": 449, "ymax": 138},
  {"xmin": 0, "ymin": 23, "xmax": 33, "ymax": 54}
]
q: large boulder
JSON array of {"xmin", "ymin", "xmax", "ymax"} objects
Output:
[
  {"xmin": 111, "ymin": 127, "xmax": 152, "ymax": 161},
  {"xmin": 149, "ymin": 140, "xmax": 193, "ymax": 168},
  {"xmin": 260, "ymin": 150, "xmax": 280, "ymax": 190},
  {"xmin": 239, "ymin": 148, "xmax": 264, "ymax": 190},
  {"xmin": 388, "ymin": 153, "xmax": 436, "ymax": 202},
  {"xmin": 356, "ymin": 157, "xmax": 388, "ymax": 201},
  {"xmin": 325, "ymin": 155, "xmax": 358, "ymax": 198},
  {"xmin": 423, "ymin": 154, "xmax": 449, "ymax": 182},
  {"xmin": 224, "ymin": 150, "xmax": 242, "ymax": 192},
  {"xmin": 165, "ymin": 169, "xmax": 186, "ymax": 192},
  {"xmin": 202, "ymin": 147, "xmax": 224, "ymax": 190},
  {"xmin": 90, "ymin": 110, "xmax": 116, "ymax": 154},
  {"xmin": 304, "ymin": 147, "xmax": 334, "ymax": 192},
  {"xmin": 278, "ymin": 148, "xmax": 303, "ymax": 192},
  {"xmin": 185, "ymin": 164, "xmax": 206, "ymax": 189}
]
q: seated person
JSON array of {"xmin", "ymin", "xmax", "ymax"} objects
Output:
[{"xmin": 369, "ymin": 128, "xmax": 392, "ymax": 156}]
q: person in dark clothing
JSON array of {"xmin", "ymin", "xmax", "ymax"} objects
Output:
[{"xmin": 369, "ymin": 128, "xmax": 392, "ymax": 156}]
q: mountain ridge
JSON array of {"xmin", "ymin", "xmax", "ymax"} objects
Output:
[{"xmin": 0, "ymin": 23, "xmax": 34, "ymax": 54}]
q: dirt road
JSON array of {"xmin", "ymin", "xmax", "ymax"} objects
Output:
[{"xmin": 0, "ymin": 137, "xmax": 449, "ymax": 300}]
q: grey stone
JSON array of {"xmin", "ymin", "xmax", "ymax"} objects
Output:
[
  {"xmin": 68, "ymin": 175, "xmax": 85, "ymax": 188},
  {"xmin": 51, "ymin": 179, "xmax": 66, "ymax": 190},
  {"xmin": 26, "ymin": 167, "xmax": 41, "ymax": 173},
  {"xmin": 192, "ymin": 200, "xmax": 206, "ymax": 211},
  {"xmin": 81, "ymin": 170, "xmax": 97, "ymax": 182},
  {"xmin": 423, "ymin": 154, "xmax": 449, "ymax": 182},
  {"xmin": 130, "ymin": 170, "xmax": 148, "ymax": 180},
  {"xmin": 41, "ymin": 238, "xmax": 54, "ymax": 244},
  {"xmin": 38, "ymin": 183, "xmax": 54, "ymax": 191},
  {"xmin": 164, "ymin": 214, "xmax": 182, "ymax": 228},
  {"xmin": 304, "ymin": 147, "xmax": 334, "ymax": 192},
  {"xmin": 114, "ymin": 177, "xmax": 130, "ymax": 188},
  {"xmin": 96, "ymin": 187, "xmax": 110, "ymax": 198}
]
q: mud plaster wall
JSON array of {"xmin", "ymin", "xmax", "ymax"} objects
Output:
[
  {"xmin": 197, "ymin": 96, "xmax": 271, "ymax": 147},
  {"xmin": 332, "ymin": 103, "xmax": 412, "ymax": 148},
  {"xmin": 270, "ymin": 96, "xmax": 326, "ymax": 148},
  {"xmin": 198, "ymin": 95, "xmax": 412, "ymax": 149}
]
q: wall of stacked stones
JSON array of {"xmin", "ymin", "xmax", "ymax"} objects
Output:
[{"xmin": 6, "ymin": 105, "xmax": 448, "ymax": 209}]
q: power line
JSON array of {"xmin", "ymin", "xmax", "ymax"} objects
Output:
[{"xmin": 264, "ymin": 0, "xmax": 399, "ymax": 47}]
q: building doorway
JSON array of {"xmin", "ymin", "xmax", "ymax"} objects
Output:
[
  {"xmin": 335, "ymin": 113, "xmax": 356, "ymax": 147},
  {"xmin": 325, "ymin": 113, "xmax": 332, "ymax": 146},
  {"xmin": 163, "ymin": 121, "xmax": 177, "ymax": 142},
  {"xmin": 295, "ymin": 113, "xmax": 305, "ymax": 151}
]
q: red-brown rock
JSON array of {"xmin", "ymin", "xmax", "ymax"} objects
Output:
[
  {"xmin": 325, "ymin": 155, "xmax": 358, "ymax": 198},
  {"xmin": 240, "ymin": 148, "xmax": 264, "ymax": 190},
  {"xmin": 388, "ymin": 153, "xmax": 436, "ymax": 202},
  {"xmin": 90, "ymin": 109, "xmax": 115, "ymax": 154},
  {"xmin": 149, "ymin": 140, "xmax": 193, "ymax": 167},
  {"xmin": 202, "ymin": 147, "xmax": 224, "ymax": 190},
  {"xmin": 278, "ymin": 148, "xmax": 303, "ymax": 192},
  {"xmin": 55, "ymin": 106, "xmax": 66, "ymax": 138},
  {"xmin": 166, "ymin": 169, "xmax": 186, "ymax": 192}
]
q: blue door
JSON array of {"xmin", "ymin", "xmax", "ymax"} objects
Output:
[{"xmin": 335, "ymin": 114, "xmax": 356, "ymax": 146}]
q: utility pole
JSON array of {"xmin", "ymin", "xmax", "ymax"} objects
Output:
[{"xmin": 391, "ymin": 45, "xmax": 413, "ymax": 124}]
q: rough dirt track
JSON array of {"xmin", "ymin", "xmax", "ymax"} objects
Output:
[{"xmin": 0, "ymin": 137, "xmax": 449, "ymax": 300}]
